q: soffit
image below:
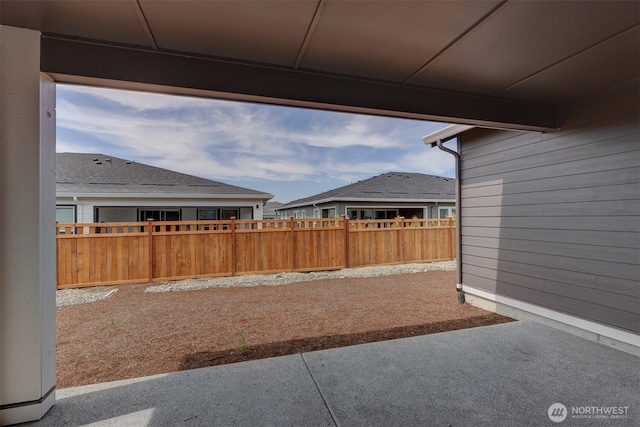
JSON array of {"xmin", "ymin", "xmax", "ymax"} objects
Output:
[
  {"xmin": 0, "ymin": 0, "xmax": 150, "ymax": 46},
  {"xmin": 498, "ymin": 26, "xmax": 640, "ymax": 104},
  {"xmin": 407, "ymin": 0, "xmax": 639, "ymax": 96},
  {"xmin": 297, "ymin": 0, "xmax": 502, "ymax": 82},
  {"xmin": 138, "ymin": 0, "xmax": 319, "ymax": 66}
]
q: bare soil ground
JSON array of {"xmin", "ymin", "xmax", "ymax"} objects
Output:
[{"xmin": 56, "ymin": 270, "xmax": 514, "ymax": 389}]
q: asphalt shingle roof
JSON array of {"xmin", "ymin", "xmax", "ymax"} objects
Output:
[
  {"xmin": 279, "ymin": 172, "xmax": 455, "ymax": 208},
  {"xmin": 56, "ymin": 153, "xmax": 273, "ymax": 199}
]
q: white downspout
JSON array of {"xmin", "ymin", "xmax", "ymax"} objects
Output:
[
  {"xmin": 428, "ymin": 137, "xmax": 464, "ymax": 304},
  {"xmin": 73, "ymin": 196, "xmax": 81, "ymax": 222}
]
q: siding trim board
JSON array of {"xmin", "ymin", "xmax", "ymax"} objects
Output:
[
  {"xmin": 463, "ymin": 285, "xmax": 640, "ymax": 349},
  {"xmin": 458, "ymin": 81, "xmax": 640, "ymax": 338},
  {"xmin": 463, "ymin": 274, "xmax": 639, "ymax": 331}
]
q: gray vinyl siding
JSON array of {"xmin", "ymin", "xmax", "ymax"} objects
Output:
[{"xmin": 459, "ymin": 81, "xmax": 639, "ymax": 333}]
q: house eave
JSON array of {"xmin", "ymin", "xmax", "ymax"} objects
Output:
[
  {"xmin": 277, "ymin": 197, "xmax": 455, "ymax": 210},
  {"xmin": 422, "ymin": 124, "xmax": 475, "ymax": 146},
  {"xmin": 57, "ymin": 192, "xmax": 274, "ymax": 200}
]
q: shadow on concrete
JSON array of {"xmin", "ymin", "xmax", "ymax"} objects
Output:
[{"xmin": 178, "ymin": 314, "xmax": 514, "ymax": 371}]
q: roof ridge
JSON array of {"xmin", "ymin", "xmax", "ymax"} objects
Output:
[{"xmin": 280, "ymin": 171, "xmax": 454, "ymax": 207}]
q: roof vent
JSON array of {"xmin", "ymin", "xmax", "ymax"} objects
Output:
[
  {"xmin": 95, "ymin": 161, "xmax": 102, "ymax": 165},
  {"xmin": 92, "ymin": 158, "xmax": 98, "ymax": 161}
]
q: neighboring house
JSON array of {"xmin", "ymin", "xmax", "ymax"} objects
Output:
[
  {"xmin": 56, "ymin": 153, "xmax": 274, "ymax": 223},
  {"xmin": 276, "ymin": 172, "xmax": 455, "ymax": 220},
  {"xmin": 262, "ymin": 201, "xmax": 284, "ymax": 220},
  {"xmin": 422, "ymin": 81, "xmax": 639, "ymax": 348}
]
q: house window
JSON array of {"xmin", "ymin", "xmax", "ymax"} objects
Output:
[
  {"xmin": 300, "ymin": 210, "xmax": 306, "ymax": 218},
  {"xmin": 139, "ymin": 209, "xmax": 181, "ymax": 221},
  {"xmin": 56, "ymin": 206, "xmax": 75, "ymax": 223},
  {"xmin": 438, "ymin": 207, "xmax": 456, "ymax": 218},
  {"xmin": 198, "ymin": 209, "xmax": 218, "ymax": 220},
  {"xmin": 313, "ymin": 208, "xmax": 320, "ymax": 218},
  {"xmin": 321, "ymin": 208, "xmax": 336, "ymax": 218},
  {"xmin": 293, "ymin": 211, "xmax": 300, "ymax": 219},
  {"xmin": 220, "ymin": 209, "xmax": 239, "ymax": 220},
  {"xmin": 347, "ymin": 209, "xmax": 375, "ymax": 220},
  {"xmin": 375, "ymin": 210, "xmax": 398, "ymax": 220}
]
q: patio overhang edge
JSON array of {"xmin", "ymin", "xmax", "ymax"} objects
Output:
[{"xmin": 41, "ymin": 35, "xmax": 560, "ymax": 132}]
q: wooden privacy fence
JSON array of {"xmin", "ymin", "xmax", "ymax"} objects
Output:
[{"xmin": 56, "ymin": 217, "xmax": 455, "ymax": 289}]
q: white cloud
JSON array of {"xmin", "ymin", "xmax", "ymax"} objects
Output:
[
  {"xmin": 279, "ymin": 115, "xmax": 406, "ymax": 149},
  {"xmin": 59, "ymin": 84, "xmax": 212, "ymax": 111},
  {"xmin": 56, "ymin": 85, "xmax": 451, "ymax": 199}
]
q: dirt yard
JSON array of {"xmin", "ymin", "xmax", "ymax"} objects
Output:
[{"xmin": 56, "ymin": 270, "xmax": 514, "ymax": 388}]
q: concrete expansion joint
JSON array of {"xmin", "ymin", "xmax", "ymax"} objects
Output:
[{"xmin": 300, "ymin": 353, "xmax": 340, "ymax": 427}]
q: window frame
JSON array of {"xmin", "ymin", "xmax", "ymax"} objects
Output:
[{"xmin": 56, "ymin": 205, "xmax": 76, "ymax": 223}]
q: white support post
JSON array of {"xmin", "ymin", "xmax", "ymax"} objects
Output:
[{"xmin": 0, "ymin": 25, "xmax": 57, "ymax": 425}]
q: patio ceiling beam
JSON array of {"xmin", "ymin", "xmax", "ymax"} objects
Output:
[{"xmin": 41, "ymin": 36, "xmax": 559, "ymax": 131}]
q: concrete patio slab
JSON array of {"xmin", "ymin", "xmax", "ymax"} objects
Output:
[
  {"xmin": 21, "ymin": 354, "xmax": 335, "ymax": 427},
  {"xmin": 303, "ymin": 321, "xmax": 639, "ymax": 426},
  {"xmin": 20, "ymin": 321, "xmax": 638, "ymax": 426}
]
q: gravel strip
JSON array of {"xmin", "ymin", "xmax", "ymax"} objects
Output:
[
  {"xmin": 56, "ymin": 287, "xmax": 117, "ymax": 308},
  {"xmin": 55, "ymin": 261, "xmax": 456, "ymax": 306},
  {"xmin": 145, "ymin": 260, "xmax": 457, "ymax": 293}
]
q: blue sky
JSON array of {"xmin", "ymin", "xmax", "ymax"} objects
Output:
[{"xmin": 56, "ymin": 84, "xmax": 455, "ymax": 203}]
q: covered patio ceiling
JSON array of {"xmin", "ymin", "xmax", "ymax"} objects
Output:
[{"xmin": 1, "ymin": 0, "xmax": 638, "ymax": 131}]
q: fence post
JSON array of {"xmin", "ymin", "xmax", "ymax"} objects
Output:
[
  {"xmin": 231, "ymin": 217, "xmax": 237, "ymax": 276},
  {"xmin": 449, "ymin": 217, "xmax": 455, "ymax": 260},
  {"xmin": 147, "ymin": 219, "xmax": 154, "ymax": 282},
  {"xmin": 431, "ymin": 219, "xmax": 443, "ymax": 261},
  {"xmin": 343, "ymin": 215, "xmax": 350, "ymax": 268},
  {"xmin": 400, "ymin": 216, "xmax": 406, "ymax": 264},
  {"xmin": 289, "ymin": 216, "xmax": 296, "ymax": 272}
]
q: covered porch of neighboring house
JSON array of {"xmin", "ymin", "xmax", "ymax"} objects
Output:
[
  {"xmin": 280, "ymin": 204, "xmax": 455, "ymax": 220},
  {"xmin": 1, "ymin": 1, "xmax": 638, "ymax": 425},
  {"xmin": 344, "ymin": 205, "xmax": 455, "ymax": 220},
  {"xmin": 56, "ymin": 203, "xmax": 257, "ymax": 223}
]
